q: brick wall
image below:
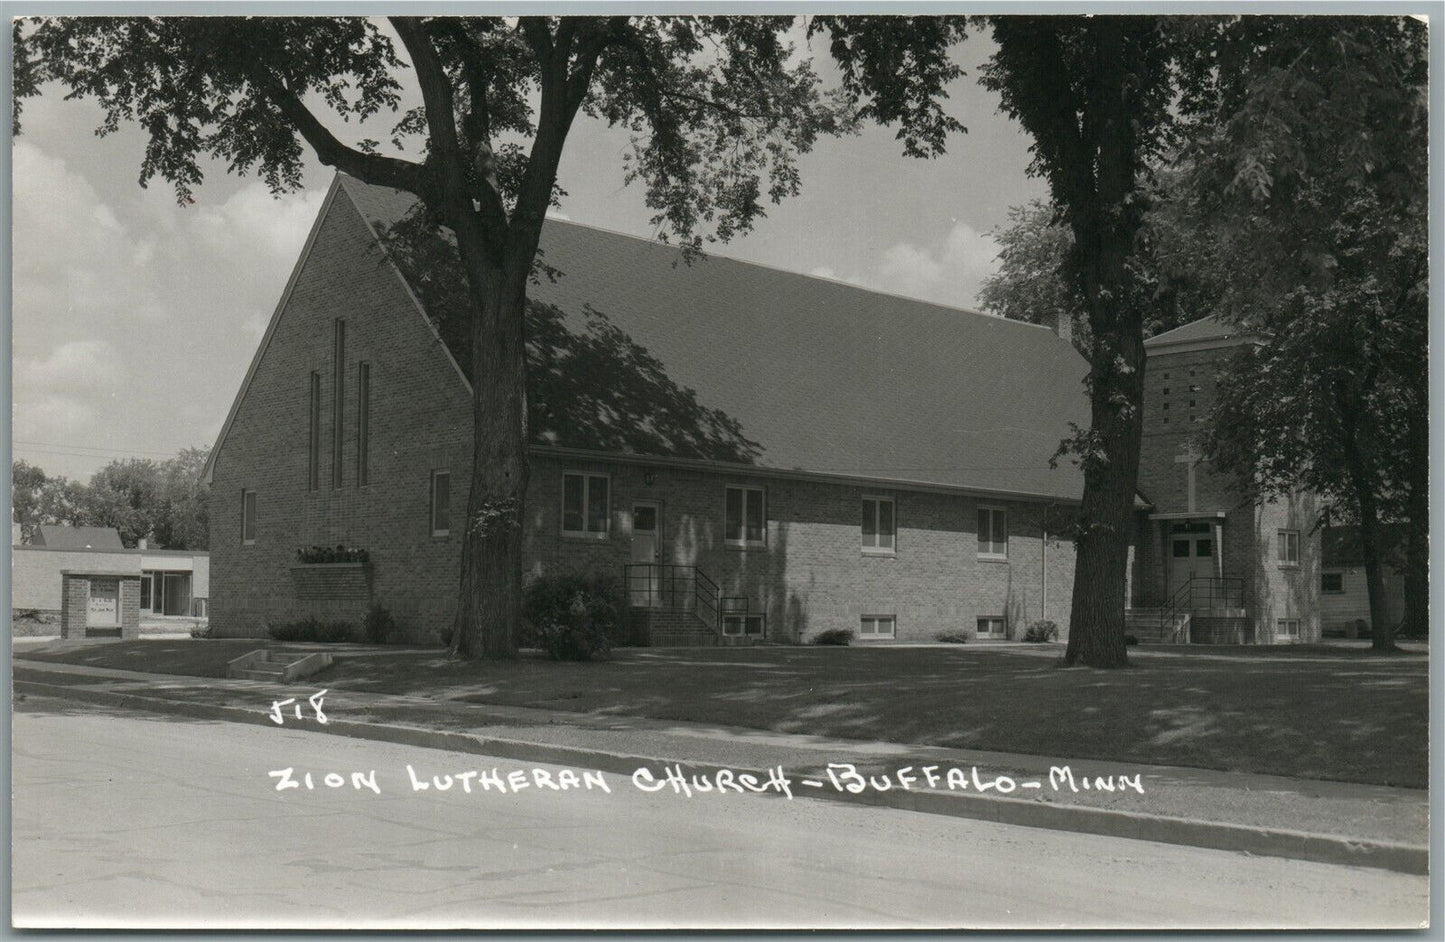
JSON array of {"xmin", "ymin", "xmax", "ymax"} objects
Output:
[
  {"xmin": 210, "ymin": 182, "xmax": 473, "ymax": 640},
  {"xmin": 210, "ymin": 181, "xmax": 1078, "ymax": 645},
  {"xmin": 59, "ymin": 574, "xmax": 141, "ymax": 639}
]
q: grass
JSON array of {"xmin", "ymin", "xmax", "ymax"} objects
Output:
[{"xmin": 14, "ymin": 639, "xmax": 1428, "ymax": 788}]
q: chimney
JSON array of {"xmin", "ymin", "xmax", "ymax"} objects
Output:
[{"xmin": 1044, "ymin": 309, "xmax": 1074, "ymax": 347}]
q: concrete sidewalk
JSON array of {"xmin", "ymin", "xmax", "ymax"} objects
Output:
[{"xmin": 11, "ymin": 657, "xmax": 1428, "ymax": 874}]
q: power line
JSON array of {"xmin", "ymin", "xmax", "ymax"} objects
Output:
[{"xmin": 13, "ymin": 440, "xmax": 207, "ymax": 460}]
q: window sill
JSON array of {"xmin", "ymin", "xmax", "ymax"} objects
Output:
[
  {"xmin": 1278, "ymin": 563, "xmax": 1300, "ymax": 570},
  {"xmin": 862, "ymin": 548, "xmax": 897, "ymax": 558},
  {"xmin": 561, "ymin": 531, "xmax": 610, "ymax": 542},
  {"xmin": 725, "ymin": 542, "xmax": 767, "ymax": 551},
  {"xmin": 977, "ymin": 553, "xmax": 1009, "ymax": 563}
]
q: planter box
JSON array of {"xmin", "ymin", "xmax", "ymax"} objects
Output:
[{"xmin": 289, "ymin": 562, "xmax": 372, "ymax": 603}]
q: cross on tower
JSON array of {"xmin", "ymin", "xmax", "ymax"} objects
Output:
[{"xmin": 1175, "ymin": 443, "xmax": 1203, "ymax": 513}]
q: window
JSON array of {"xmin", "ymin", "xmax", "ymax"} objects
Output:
[
  {"xmin": 1277, "ymin": 618, "xmax": 1301, "ymax": 639},
  {"xmin": 307, "ymin": 372, "xmax": 321, "ymax": 490},
  {"xmin": 241, "ymin": 490, "xmax": 257, "ymax": 545},
  {"xmin": 429, "ymin": 471, "xmax": 450, "ymax": 537},
  {"xmin": 139, "ymin": 572, "xmax": 153, "ymax": 611},
  {"xmin": 356, "ymin": 362, "xmax": 371, "ymax": 486},
  {"xmin": 332, "ymin": 319, "xmax": 346, "ymax": 488},
  {"xmin": 862, "ymin": 496, "xmax": 896, "ymax": 554},
  {"xmin": 977, "ymin": 616, "xmax": 1006, "ymax": 639},
  {"xmin": 725, "ymin": 485, "xmax": 766, "ymax": 547},
  {"xmin": 1322, "ymin": 572, "xmax": 1344, "ymax": 594},
  {"xmin": 1277, "ymin": 529, "xmax": 1300, "ymax": 566},
  {"xmin": 860, "ymin": 615, "xmax": 896, "ymax": 638},
  {"xmin": 723, "ymin": 614, "xmax": 765, "ymax": 637},
  {"xmin": 562, "ymin": 472, "xmax": 610, "ymax": 538},
  {"xmin": 977, "ymin": 506, "xmax": 1008, "ymax": 558}
]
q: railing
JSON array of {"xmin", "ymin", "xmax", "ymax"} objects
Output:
[
  {"xmin": 622, "ymin": 563, "xmax": 723, "ymax": 631},
  {"xmin": 1164, "ymin": 576, "xmax": 1244, "ymax": 643}
]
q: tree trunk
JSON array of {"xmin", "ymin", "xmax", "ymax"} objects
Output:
[
  {"xmin": 1357, "ymin": 507, "xmax": 1397, "ymax": 653},
  {"xmin": 1399, "ymin": 386, "xmax": 1428, "ymax": 638},
  {"xmin": 1060, "ymin": 18, "xmax": 1144, "ymax": 669},
  {"xmin": 449, "ymin": 246, "xmax": 529, "ymax": 661}
]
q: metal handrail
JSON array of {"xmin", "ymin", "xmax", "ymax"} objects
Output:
[
  {"xmin": 622, "ymin": 563, "xmax": 724, "ymax": 631},
  {"xmin": 1163, "ymin": 575, "xmax": 1245, "ymax": 643}
]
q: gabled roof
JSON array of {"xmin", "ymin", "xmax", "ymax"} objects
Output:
[
  {"xmin": 343, "ymin": 177, "xmax": 1091, "ymax": 501},
  {"xmin": 1145, "ymin": 314, "xmax": 1250, "ymax": 350},
  {"xmin": 218, "ymin": 174, "xmax": 1092, "ymax": 502},
  {"xmin": 34, "ymin": 525, "xmax": 124, "ymax": 550}
]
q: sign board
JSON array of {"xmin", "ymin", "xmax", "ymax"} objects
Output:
[{"xmin": 87, "ymin": 579, "xmax": 120, "ymax": 626}]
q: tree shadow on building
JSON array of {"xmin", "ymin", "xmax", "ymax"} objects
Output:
[{"xmin": 375, "ymin": 213, "xmax": 762, "ymax": 465}]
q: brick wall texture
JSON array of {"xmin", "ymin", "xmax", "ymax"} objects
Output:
[{"xmin": 209, "ymin": 183, "xmax": 1078, "ymax": 644}]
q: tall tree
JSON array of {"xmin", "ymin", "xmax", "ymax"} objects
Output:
[
  {"xmin": 155, "ymin": 447, "xmax": 211, "ymax": 550},
  {"xmin": 86, "ymin": 458, "xmax": 164, "ymax": 547},
  {"xmin": 1183, "ymin": 16, "xmax": 1428, "ymax": 651},
  {"xmin": 11, "ymin": 459, "xmax": 50, "ymax": 543},
  {"xmin": 16, "ymin": 15, "xmax": 851, "ymax": 658}
]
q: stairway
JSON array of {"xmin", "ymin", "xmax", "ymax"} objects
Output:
[
  {"xmin": 227, "ymin": 648, "xmax": 334, "ymax": 682},
  {"xmin": 1125, "ymin": 608, "xmax": 1191, "ymax": 644}
]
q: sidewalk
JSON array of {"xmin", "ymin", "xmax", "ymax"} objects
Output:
[{"xmin": 11, "ymin": 657, "xmax": 1428, "ymax": 874}]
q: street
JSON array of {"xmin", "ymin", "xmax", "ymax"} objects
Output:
[{"xmin": 12, "ymin": 697, "xmax": 1429, "ymax": 930}]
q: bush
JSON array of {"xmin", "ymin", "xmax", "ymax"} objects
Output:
[
  {"xmin": 1023, "ymin": 620, "xmax": 1059, "ymax": 643},
  {"xmin": 813, "ymin": 628, "xmax": 854, "ymax": 646},
  {"xmin": 935, "ymin": 630, "xmax": 970, "ymax": 644},
  {"xmin": 522, "ymin": 573, "xmax": 630, "ymax": 661},
  {"xmin": 190, "ymin": 623, "xmax": 213, "ymax": 640},
  {"xmin": 1125, "ymin": 634, "xmax": 1141, "ymax": 646},
  {"xmin": 362, "ymin": 604, "xmax": 398, "ymax": 645},
  {"xmin": 267, "ymin": 617, "xmax": 356, "ymax": 643}
]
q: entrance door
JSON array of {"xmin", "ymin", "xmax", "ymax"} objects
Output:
[
  {"xmin": 630, "ymin": 502, "xmax": 662, "ymax": 607},
  {"xmin": 161, "ymin": 573, "xmax": 192, "ymax": 616},
  {"xmin": 1167, "ymin": 533, "xmax": 1215, "ymax": 600}
]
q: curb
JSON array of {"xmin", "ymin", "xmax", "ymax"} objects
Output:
[{"xmin": 15, "ymin": 679, "xmax": 1428, "ymax": 876}]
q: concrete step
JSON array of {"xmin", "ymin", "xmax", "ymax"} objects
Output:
[{"xmin": 231, "ymin": 667, "xmax": 288, "ymax": 681}]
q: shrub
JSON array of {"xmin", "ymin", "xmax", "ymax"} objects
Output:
[
  {"xmin": 296, "ymin": 545, "xmax": 370, "ymax": 564},
  {"xmin": 1125, "ymin": 634, "xmax": 1141, "ymax": 646},
  {"xmin": 267, "ymin": 617, "xmax": 356, "ymax": 643},
  {"xmin": 935, "ymin": 630, "xmax": 970, "ymax": 644},
  {"xmin": 522, "ymin": 573, "xmax": 630, "ymax": 661},
  {"xmin": 363, "ymin": 604, "xmax": 398, "ymax": 645},
  {"xmin": 1023, "ymin": 620, "xmax": 1059, "ymax": 643},
  {"xmin": 813, "ymin": 628, "xmax": 853, "ymax": 646},
  {"xmin": 190, "ymin": 623, "xmax": 213, "ymax": 640}
]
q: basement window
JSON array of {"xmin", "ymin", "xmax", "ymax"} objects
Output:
[
  {"xmin": 723, "ymin": 614, "xmax": 764, "ymax": 637},
  {"xmin": 860, "ymin": 615, "xmax": 896, "ymax": 639}
]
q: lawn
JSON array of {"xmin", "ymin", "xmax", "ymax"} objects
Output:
[{"xmin": 14, "ymin": 640, "xmax": 1429, "ymax": 788}]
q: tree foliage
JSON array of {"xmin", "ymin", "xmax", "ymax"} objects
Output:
[
  {"xmin": 1187, "ymin": 15, "xmax": 1428, "ymax": 649},
  {"xmin": 10, "ymin": 451, "xmax": 211, "ymax": 549}
]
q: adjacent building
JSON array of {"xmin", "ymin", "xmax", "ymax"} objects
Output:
[{"xmin": 12, "ymin": 525, "xmax": 210, "ymax": 620}]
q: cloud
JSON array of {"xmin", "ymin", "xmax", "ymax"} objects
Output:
[
  {"xmin": 12, "ymin": 138, "xmax": 327, "ymax": 478},
  {"xmin": 813, "ymin": 221, "xmax": 1002, "ymax": 310}
]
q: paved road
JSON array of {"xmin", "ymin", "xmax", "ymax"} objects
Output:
[{"xmin": 12, "ymin": 698, "xmax": 1428, "ymax": 930}]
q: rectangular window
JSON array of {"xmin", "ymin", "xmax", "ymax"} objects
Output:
[
  {"xmin": 561, "ymin": 472, "xmax": 610, "ymax": 538},
  {"xmin": 862, "ymin": 496, "xmax": 896, "ymax": 554},
  {"xmin": 1277, "ymin": 618, "xmax": 1301, "ymax": 639},
  {"xmin": 1277, "ymin": 529, "xmax": 1300, "ymax": 566},
  {"xmin": 977, "ymin": 506, "xmax": 1008, "ymax": 558},
  {"xmin": 725, "ymin": 485, "xmax": 766, "ymax": 547},
  {"xmin": 977, "ymin": 616, "xmax": 1006, "ymax": 639},
  {"xmin": 860, "ymin": 615, "xmax": 896, "ymax": 638},
  {"xmin": 241, "ymin": 490, "xmax": 257, "ymax": 545},
  {"xmin": 429, "ymin": 471, "xmax": 450, "ymax": 537},
  {"xmin": 722, "ymin": 614, "xmax": 765, "ymax": 637},
  {"xmin": 307, "ymin": 371, "xmax": 321, "ymax": 491},
  {"xmin": 332, "ymin": 319, "xmax": 346, "ymax": 488},
  {"xmin": 1322, "ymin": 572, "xmax": 1344, "ymax": 594},
  {"xmin": 356, "ymin": 362, "xmax": 371, "ymax": 486},
  {"xmin": 139, "ymin": 572, "xmax": 153, "ymax": 611}
]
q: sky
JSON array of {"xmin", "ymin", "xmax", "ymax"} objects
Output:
[{"xmin": 10, "ymin": 23, "xmax": 1045, "ymax": 482}]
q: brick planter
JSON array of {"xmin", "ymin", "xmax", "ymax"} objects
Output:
[{"xmin": 288, "ymin": 562, "xmax": 372, "ymax": 622}]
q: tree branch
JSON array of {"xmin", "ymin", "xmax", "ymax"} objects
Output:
[{"xmin": 246, "ymin": 63, "xmax": 423, "ymax": 194}]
